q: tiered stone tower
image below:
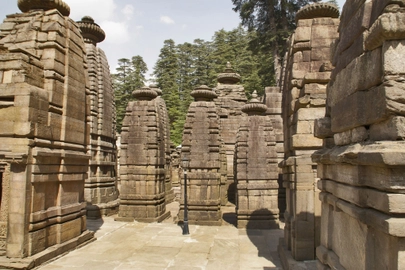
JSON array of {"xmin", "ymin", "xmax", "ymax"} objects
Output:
[
  {"xmin": 77, "ymin": 16, "xmax": 119, "ymax": 219},
  {"xmin": 179, "ymin": 85, "xmax": 223, "ymax": 226},
  {"xmin": 151, "ymin": 84, "xmax": 174, "ymax": 203},
  {"xmin": 278, "ymin": 2, "xmax": 340, "ymax": 263},
  {"xmin": 214, "ymin": 63, "xmax": 247, "ymax": 203},
  {"xmin": 0, "ymin": 0, "xmax": 93, "ymax": 264},
  {"xmin": 235, "ymin": 91, "xmax": 279, "ymax": 229},
  {"xmin": 117, "ymin": 87, "xmax": 170, "ymax": 222},
  {"xmin": 313, "ymin": 0, "xmax": 405, "ymax": 269}
]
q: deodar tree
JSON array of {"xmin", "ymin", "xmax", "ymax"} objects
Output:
[
  {"xmin": 231, "ymin": 0, "xmax": 321, "ymax": 85},
  {"xmin": 113, "ymin": 56, "xmax": 148, "ymax": 133}
]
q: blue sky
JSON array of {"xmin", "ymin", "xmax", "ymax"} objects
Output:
[{"xmin": 0, "ymin": 0, "xmax": 346, "ymax": 79}]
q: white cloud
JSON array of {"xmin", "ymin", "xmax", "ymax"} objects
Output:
[
  {"xmin": 100, "ymin": 21, "xmax": 130, "ymax": 44},
  {"xmin": 160, "ymin": 16, "xmax": 175, "ymax": 24},
  {"xmin": 121, "ymin": 4, "xmax": 134, "ymax": 20},
  {"xmin": 64, "ymin": 0, "xmax": 117, "ymax": 21}
]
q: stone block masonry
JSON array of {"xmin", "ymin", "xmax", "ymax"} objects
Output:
[
  {"xmin": 313, "ymin": 1, "xmax": 405, "ymax": 269},
  {"xmin": 235, "ymin": 91, "xmax": 279, "ymax": 229},
  {"xmin": 278, "ymin": 2, "xmax": 339, "ymax": 265},
  {"xmin": 117, "ymin": 87, "xmax": 170, "ymax": 223},
  {"xmin": 0, "ymin": 0, "xmax": 93, "ymax": 266},
  {"xmin": 214, "ymin": 63, "xmax": 247, "ymax": 204},
  {"xmin": 77, "ymin": 16, "xmax": 119, "ymax": 219},
  {"xmin": 179, "ymin": 85, "xmax": 224, "ymax": 226}
]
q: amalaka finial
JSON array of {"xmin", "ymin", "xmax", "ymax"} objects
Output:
[
  {"xmin": 241, "ymin": 90, "xmax": 267, "ymax": 115},
  {"xmin": 77, "ymin": 16, "xmax": 106, "ymax": 45},
  {"xmin": 18, "ymin": 0, "xmax": 71, "ymax": 16},
  {"xmin": 191, "ymin": 85, "xmax": 217, "ymax": 101},
  {"xmin": 217, "ymin": 62, "xmax": 241, "ymax": 85},
  {"xmin": 132, "ymin": 86, "xmax": 158, "ymax": 101}
]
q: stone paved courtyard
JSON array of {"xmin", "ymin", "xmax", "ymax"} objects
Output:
[{"xmin": 35, "ymin": 202, "xmax": 284, "ymax": 270}]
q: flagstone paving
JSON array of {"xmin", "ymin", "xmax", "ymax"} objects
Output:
[{"xmin": 36, "ymin": 202, "xmax": 284, "ymax": 270}]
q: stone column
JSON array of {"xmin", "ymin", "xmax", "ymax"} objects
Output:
[
  {"xmin": 179, "ymin": 85, "xmax": 223, "ymax": 226},
  {"xmin": 117, "ymin": 87, "xmax": 170, "ymax": 222},
  {"xmin": 0, "ymin": 0, "xmax": 93, "ymax": 263},
  {"xmin": 278, "ymin": 2, "xmax": 340, "ymax": 264},
  {"xmin": 313, "ymin": 1, "xmax": 405, "ymax": 269},
  {"xmin": 77, "ymin": 16, "xmax": 119, "ymax": 219},
  {"xmin": 214, "ymin": 63, "xmax": 247, "ymax": 204},
  {"xmin": 235, "ymin": 91, "xmax": 279, "ymax": 229}
]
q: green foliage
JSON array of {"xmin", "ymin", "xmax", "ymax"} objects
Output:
[
  {"xmin": 151, "ymin": 27, "xmax": 270, "ymax": 145},
  {"xmin": 113, "ymin": 56, "xmax": 148, "ymax": 133},
  {"xmin": 232, "ymin": 0, "xmax": 321, "ymax": 83}
]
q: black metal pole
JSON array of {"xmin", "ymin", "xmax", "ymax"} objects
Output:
[{"xmin": 182, "ymin": 169, "xmax": 189, "ymax": 235}]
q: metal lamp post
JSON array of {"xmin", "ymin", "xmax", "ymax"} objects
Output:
[{"xmin": 181, "ymin": 156, "xmax": 190, "ymax": 235}]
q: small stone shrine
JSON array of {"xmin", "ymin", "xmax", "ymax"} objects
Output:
[
  {"xmin": 151, "ymin": 84, "xmax": 174, "ymax": 203},
  {"xmin": 278, "ymin": 2, "xmax": 339, "ymax": 263},
  {"xmin": 117, "ymin": 86, "xmax": 170, "ymax": 222},
  {"xmin": 77, "ymin": 16, "xmax": 119, "ymax": 219},
  {"xmin": 214, "ymin": 62, "xmax": 247, "ymax": 203},
  {"xmin": 313, "ymin": 0, "xmax": 405, "ymax": 269},
  {"xmin": 235, "ymin": 91, "xmax": 279, "ymax": 229},
  {"xmin": 0, "ymin": 0, "xmax": 93, "ymax": 265},
  {"xmin": 179, "ymin": 85, "xmax": 223, "ymax": 226}
]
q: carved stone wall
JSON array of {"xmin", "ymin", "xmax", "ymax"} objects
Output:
[
  {"xmin": 117, "ymin": 87, "xmax": 170, "ymax": 222},
  {"xmin": 235, "ymin": 92, "xmax": 279, "ymax": 229},
  {"xmin": 179, "ymin": 85, "xmax": 223, "ymax": 226},
  {"xmin": 278, "ymin": 2, "xmax": 339, "ymax": 263},
  {"xmin": 0, "ymin": 0, "xmax": 93, "ymax": 263},
  {"xmin": 77, "ymin": 16, "xmax": 118, "ymax": 219},
  {"xmin": 313, "ymin": 1, "xmax": 405, "ymax": 269},
  {"xmin": 214, "ymin": 63, "xmax": 247, "ymax": 204}
]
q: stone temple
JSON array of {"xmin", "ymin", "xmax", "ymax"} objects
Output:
[{"xmin": 1, "ymin": 0, "xmax": 405, "ymax": 269}]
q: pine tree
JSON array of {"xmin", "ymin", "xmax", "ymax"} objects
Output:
[
  {"xmin": 113, "ymin": 58, "xmax": 133, "ymax": 133},
  {"xmin": 232, "ymin": 0, "xmax": 321, "ymax": 85},
  {"xmin": 113, "ymin": 56, "xmax": 148, "ymax": 133},
  {"xmin": 153, "ymin": 39, "xmax": 183, "ymax": 145}
]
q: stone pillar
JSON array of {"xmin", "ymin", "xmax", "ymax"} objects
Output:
[
  {"xmin": 313, "ymin": 1, "xmax": 405, "ymax": 269},
  {"xmin": 151, "ymin": 84, "xmax": 174, "ymax": 203},
  {"xmin": 117, "ymin": 87, "xmax": 170, "ymax": 222},
  {"xmin": 179, "ymin": 85, "xmax": 223, "ymax": 226},
  {"xmin": 77, "ymin": 16, "xmax": 119, "ymax": 219},
  {"xmin": 235, "ymin": 91, "xmax": 279, "ymax": 229},
  {"xmin": 214, "ymin": 63, "xmax": 247, "ymax": 204},
  {"xmin": 263, "ymin": 87, "xmax": 286, "ymax": 217},
  {"xmin": 278, "ymin": 2, "xmax": 340, "ymax": 264},
  {"xmin": 0, "ymin": 0, "xmax": 93, "ymax": 263}
]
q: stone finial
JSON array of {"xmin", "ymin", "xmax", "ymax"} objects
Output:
[
  {"xmin": 217, "ymin": 62, "xmax": 241, "ymax": 84},
  {"xmin": 295, "ymin": 2, "xmax": 339, "ymax": 22},
  {"xmin": 190, "ymin": 85, "xmax": 218, "ymax": 101},
  {"xmin": 77, "ymin": 16, "xmax": 106, "ymax": 45},
  {"xmin": 149, "ymin": 84, "xmax": 163, "ymax": 96},
  {"xmin": 18, "ymin": 0, "xmax": 70, "ymax": 16},
  {"xmin": 242, "ymin": 90, "xmax": 267, "ymax": 115},
  {"xmin": 132, "ymin": 86, "xmax": 158, "ymax": 101}
]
